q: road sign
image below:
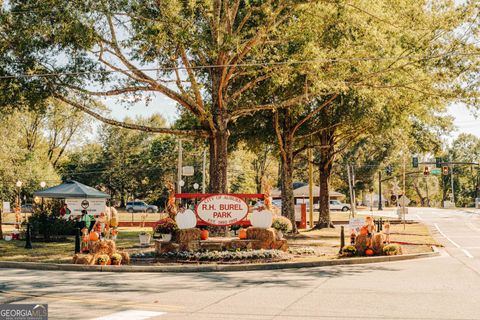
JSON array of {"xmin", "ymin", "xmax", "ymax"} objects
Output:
[{"xmin": 431, "ymin": 169, "xmax": 441, "ymax": 175}]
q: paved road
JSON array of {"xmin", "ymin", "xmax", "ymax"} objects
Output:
[{"xmin": 1, "ymin": 208, "xmax": 480, "ymax": 320}]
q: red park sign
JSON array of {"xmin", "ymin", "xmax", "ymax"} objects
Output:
[{"xmin": 196, "ymin": 194, "xmax": 249, "ymax": 226}]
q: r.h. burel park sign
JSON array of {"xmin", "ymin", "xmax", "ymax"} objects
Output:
[{"xmin": 196, "ymin": 194, "xmax": 249, "ymax": 226}]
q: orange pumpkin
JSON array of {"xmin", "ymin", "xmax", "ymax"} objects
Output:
[
  {"xmin": 200, "ymin": 229, "xmax": 209, "ymax": 240},
  {"xmin": 239, "ymin": 229, "xmax": 247, "ymax": 240},
  {"xmin": 89, "ymin": 231, "xmax": 99, "ymax": 241},
  {"xmin": 365, "ymin": 248, "xmax": 374, "ymax": 256},
  {"xmin": 360, "ymin": 226, "xmax": 369, "ymax": 235}
]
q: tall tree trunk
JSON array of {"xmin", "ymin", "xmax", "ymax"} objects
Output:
[
  {"xmin": 0, "ymin": 209, "xmax": 3, "ymax": 239},
  {"xmin": 275, "ymin": 110, "xmax": 297, "ymax": 233},
  {"xmin": 414, "ymin": 179, "xmax": 427, "ymax": 206},
  {"xmin": 208, "ymin": 71, "xmax": 229, "ymax": 194},
  {"xmin": 280, "ymin": 142, "xmax": 297, "ymax": 233},
  {"xmin": 316, "ymin": 129, "xmax": 335, "ymax": 229},
  {"xmin": 208, "ymin": 129, "xmax": 229, "ymax": 193}
]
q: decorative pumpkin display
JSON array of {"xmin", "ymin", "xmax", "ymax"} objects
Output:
[
  {"xmin": 365, "ymin": 248, "xmax": 374, "ymax": 256},
  {"xmin": 176, "ymin": 209, "xmax": 197, "ymax": 229},
  {"xmin": 360, "ymin": 226, "xmax": 369, "ymax": 236},
  {"xmin": 89, "ymin": 231, "xmax": 99, "ymax": 241},
  {"xmin": 250, "ymin": 208, "xmax": 273, "ymax": 229},
  {"xmin": 200, "ymin": 229, "xmax": 209, "ymax": 240},
  {"xmin": 238, "ymin": 229, "xmax": 247, "ymax": 240}
]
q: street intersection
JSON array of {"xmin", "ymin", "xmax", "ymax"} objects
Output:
[{"xmin": 1, "ymin": 208, "xmax": 480, "ymax": 320}]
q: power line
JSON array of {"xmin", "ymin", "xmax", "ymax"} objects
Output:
[{"xmin": 0, "ymin": 51, "xmax": 479, "ymax": 80}]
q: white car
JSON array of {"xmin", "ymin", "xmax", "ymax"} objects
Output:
[{"xmin": 329, "ymin": 200, "xmax": 350, "ymax": 211}]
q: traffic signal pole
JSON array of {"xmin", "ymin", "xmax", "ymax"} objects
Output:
[{"xmin": 451, "ymin": 164, "xmax": 455, "ymax": 207}]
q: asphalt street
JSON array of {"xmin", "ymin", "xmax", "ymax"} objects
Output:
[{"xmin": 1, "ymin": 208, "xmax": 480, "ymax": 320}]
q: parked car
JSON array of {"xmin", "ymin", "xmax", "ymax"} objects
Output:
[
  {"xmin": 126, "ymin": 201, "xmax": 158, "ymax": 213},
  {"xmin": 21, "ymin": 203, "xmax": 33, "ymax": 213},
  {"xmin": 329, "ymin": 200, "xmax": 350, "ymax": 211}
]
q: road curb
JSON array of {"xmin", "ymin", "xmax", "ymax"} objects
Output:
[{"xmin": 0, "ymin": 250, "xmax": 439, "ymax": 273}]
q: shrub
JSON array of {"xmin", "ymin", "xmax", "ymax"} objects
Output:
[
  {"xmin": 154, "ymin": 218, "xmax": 178, "ymax": 234},
  {"xmin": 271, "ymin": 216, "xmax": 293, "ymax": 233},
  {"xmin": 383, "ymin": 244, "xmax": 401, "ymax": 255},
  {"xmin": 27, "ymin": 211, "xmax": 77, "ymax": 242}
]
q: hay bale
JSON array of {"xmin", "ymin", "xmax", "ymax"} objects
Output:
[
  {"xmin": 271, "ymin": 240, "xmax": 289, "ymax": 251},
  {"xmin": 72, "ymin": 254, "xmax": 94, "ymax": 265},
  {"xmin": 173, "ymin": 228, "xmax": 201, "ymax": 243},
  {"xmin": 246, "ymin": 228, "xmax": 276, "ymax": 242},
  {"xmin": 119, "ymin": 251, "xmax": 130, "ymax": 265},
  {"xmin": 355, "ymin": 234, "xmax": 368, "ymax": 256},
  {"xmin": 372, "ymin": 233, "xmax": 385, "ymax": 255},
  {"xmin": 229, "ymin": 240, "xmax": 256, "ymax": 251},
  {"xmin": 156, "ymin": 241, "xmax": 181, "ymax": 254},
  {"xmin": 90, "ymin": 240, "xmax": 116, "ymax": 255}
]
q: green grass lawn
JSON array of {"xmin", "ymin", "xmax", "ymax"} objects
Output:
[{"xmin": 0, "ymin": 228, "xmax": 148, "ymax": 263}]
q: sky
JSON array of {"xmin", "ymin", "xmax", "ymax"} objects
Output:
[
  {"xmin": 447, "ymin": 103, "xmax": 480, "ymax": 139},
  {"xmin": 102, "ymin": 96, "xmax": 480, "ymax": 145}
]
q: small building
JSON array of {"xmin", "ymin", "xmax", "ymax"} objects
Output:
[{"xmin": 271, "ymin": 184, "xmax": 345, "ymax": 207}]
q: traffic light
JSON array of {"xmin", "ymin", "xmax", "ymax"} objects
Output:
[
  {"xmin": 435, "ymin": 157, "xmax": 442, "ymax": 168},
  {"xmin": 385, "ymin": 165, "xmax": 393, "ymax": 176},
  {"xmin": 412, "ymin": 157, "xmax": 418, "ymax": 168},
  {"xmin": 442, "ymin": 166, "xmax": 449, "ymax": 175},
  {"xmin": 423, "ymin": 166, "xmax": 430, "ymax": 176}
]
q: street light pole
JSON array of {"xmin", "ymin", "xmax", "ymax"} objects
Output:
[
  {"xmin": 202, "ymin": 148, "xmax": 207, "ymax": 194},
  {"xmin": 177, "ymin": 139, "xmax": 183, "ymax": 194},
  {"xmin": 16, "ymin": 180, "xmax": 22, "ymax": 226}
]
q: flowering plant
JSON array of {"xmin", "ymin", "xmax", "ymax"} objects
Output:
[
  {"xmin": 341, "ymin": 245, "xmax": 357, "ymax": 257},
  {"xmin": 110, "ymin": 253, "xmax": 122, "ymax": 262},
  {"xmin": 271, "ymin": 216, "xmax": 292, "ymax": 233},
  {"xmin": 154, "ymin": 218, "xmax": 178, "ymax": 234},
  {"xmin": 96, "ymin": 254, "xmax": 109, "ymax": 264}
]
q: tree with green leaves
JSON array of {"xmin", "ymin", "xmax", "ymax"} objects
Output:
[{"xmin": 2, "ymin": 0, "xmax": 318, "ymax": 193}]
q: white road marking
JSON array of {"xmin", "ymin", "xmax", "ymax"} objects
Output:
[
  {"xmin": 462, "ymin": 249, "xmax": 474, "ymax": 258},
  {"xmin": 413, "ymin": 214, "xmax": 423, "ymax": 221},
  {"xmin": 434, "ymin": 223, "xmax": 473, "ymax": 259},
  {"xmin": 94, "ymin": 310, "xmax": 166, "ymax": 320},
  {"xmin": 466, "ymin": 222, "xmax": 480, "ymax": 233}
]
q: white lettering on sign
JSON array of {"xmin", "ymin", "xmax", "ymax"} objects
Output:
[
  {"xmin": 196, "ymin": 195, "xmax": 249, "ymax": 226},
  {"xmin": 66, "ymin": 198, "xmax": 107, "ymax": 215}
]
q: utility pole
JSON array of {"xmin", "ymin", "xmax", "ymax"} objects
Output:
[
  {"xmin": 177, "ymin": 139, "xmax": 183, "ymax": 194},
  {"xmin": 202, "ymin": 148, "xmax": 207, "ymax": 194},
  {"xmin": 308, "ymin": 147, "xmax": 314, "ymax": 228},
  {"xmin": 352, "ymin": 164, "xmax": 357, "ymax": 215},
  {"xmin": 378, "ymin": 171, "xmax": 383, "ymax": 210},
  {"xmin": 347, "ymin": 164, "xmax": 356, "ymax": 217},
  {"xmin": 402, "ymin": 155, "xmax": 406, "ymax": 230},
  {"xmin": 425, "ymin": 176, "xmax": 429, "ymax": 207}
]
